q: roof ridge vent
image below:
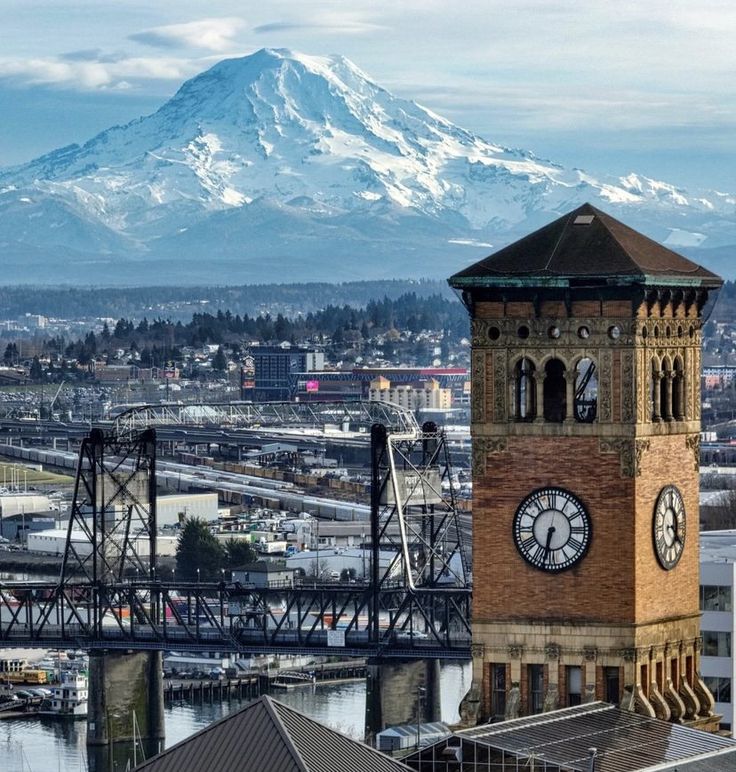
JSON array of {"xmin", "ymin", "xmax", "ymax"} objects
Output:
[{"xmin": 574, "ymin": 214, "xmax": 595, "ymax": 225}]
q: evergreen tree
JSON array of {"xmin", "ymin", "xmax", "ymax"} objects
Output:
[
  {"xmin": 175, "ymin": 518, "xmax": 225, "ymax": 581},
  {"xmin": 212, "ymin": 346, "xmax": 228, "ymax": 371},
  {"xmin": 29, "ymin": 356, "xmax": 43, "ymax": 382},
  {"xmin": 223, "ymin": 538, "xmax": 257, "ymax": 569}
]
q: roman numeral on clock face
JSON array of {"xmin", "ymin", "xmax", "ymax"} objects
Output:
[{"xmin": 513, "ymin": 487, "xmax": 591, "ymax": 573}]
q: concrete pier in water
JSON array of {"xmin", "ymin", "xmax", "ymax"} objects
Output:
[{"xmin": 87, "ymin": 651, "xmax": 165, "ymax": 769}]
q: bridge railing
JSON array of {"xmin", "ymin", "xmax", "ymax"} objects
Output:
[{"xmin": 0, "ymin": 580, "xmax": 471, "ymax": 659}]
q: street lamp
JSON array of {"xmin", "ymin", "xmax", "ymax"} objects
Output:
[
  {"xmin": 196, "ymin": 568, "xmax": 200, "ymax": 583},
  {"xmin": 171, "ymin": 568, "xmax": 175, "ymax": 583}
]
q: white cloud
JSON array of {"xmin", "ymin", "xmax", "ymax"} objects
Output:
[
  {"xmin": 0, "ymin": 55, "xmax": 197, "ymax": 90},
  {"xmin": 130, "ymin": 17, "xmax": 246, "ymax": 52},
  {"xmin": 253, "ymin": 12, "xmax": 385, "ymax": 36}
]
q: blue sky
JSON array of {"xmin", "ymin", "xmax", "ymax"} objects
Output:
[{"xmin": 1, "ymin": 1, "xmax": 734, "ymax": 191}]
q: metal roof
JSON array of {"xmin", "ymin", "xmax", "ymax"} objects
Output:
[
  {"xmin": 443, "ymin": 702, "xmax": 736, "ymax": 771},
  {"xmin": 134, "ymin": 695, "xmax": 412, "ymax": 772},
  {"xmin": 448, "ymin": 203, "xmax": 722, "ymax": 289}
]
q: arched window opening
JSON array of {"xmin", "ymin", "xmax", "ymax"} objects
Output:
[
  {"xmin": 514, "ymin": 358, "xmax": 536, "ymax": 421},
  {"xmin": 543, "ymin": 359, "xmax": 566, "ymax": 423},
  {"xmin": 574, "ymin": 358, "xmax": 597, "ymax": 423},
  {"xmin": 673, "ymin": 357, "xmax": 685, "ymax": 420},
  {"xmin": 651, "ymin": 359, "xmax": 661, "ymax": 421},
  {"xmin": 660, "ymin": 359, "xmax": 672, "ymax": 421}
]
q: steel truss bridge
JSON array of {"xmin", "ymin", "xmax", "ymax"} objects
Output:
[
  {"xmin": 114, "ymin": 400, "xmax": 419, "ymax": 437},
  {"xmin": 0, "ymin": 419, "xmax": 471, "ymax": 660}
]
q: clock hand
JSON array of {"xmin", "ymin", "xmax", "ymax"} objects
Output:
[
  {"xmin": 542, "ymin": 526, "xmax": 556, "ymax": 563},
  {"xmin": 666, "ymin": 521, "xmax": 681, "ymax": 543}
]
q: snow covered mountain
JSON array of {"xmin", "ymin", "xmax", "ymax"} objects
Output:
[{"xmin": 1, "ymin": 48, "xmax": 734, "ymax": 284}]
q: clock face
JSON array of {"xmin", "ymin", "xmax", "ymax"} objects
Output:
[
  {"xmin": 512, "ymin": 487, "xmax": 591, "ymax": 572},
  {"xmin": 653, "ymin": 485, "xmax": 686, "ymax": 570}
]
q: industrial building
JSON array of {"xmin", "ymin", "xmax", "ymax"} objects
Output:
[
  {"xmin": 27, "ymin": 529, "xmax": 178, "ymax": 557},
  {"xmin": 157, "ymin": 493, "xmax": 219, "ymax": 527}
]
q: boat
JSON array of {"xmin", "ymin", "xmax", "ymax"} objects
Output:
[{"xmin": 38, "ymin": 672, "xmax": 88, "ymax": 719}]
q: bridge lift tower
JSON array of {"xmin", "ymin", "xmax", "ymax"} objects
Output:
[{"xmin": 0, "ymin": 405, "xmax": 471, "ymax": 757}]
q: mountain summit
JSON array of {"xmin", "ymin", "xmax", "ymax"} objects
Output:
[{"xmin": 1, "ymin": 48, "xmax": 734, "ymax": 284}]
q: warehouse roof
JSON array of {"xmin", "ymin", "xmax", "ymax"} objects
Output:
[
  {"xmin": 405, "ymin": 702, "xmax": 736, "ymax": 771},
  {"xmin": 134, "ymin": 695, "xmax": 411, "ymax": 772}
]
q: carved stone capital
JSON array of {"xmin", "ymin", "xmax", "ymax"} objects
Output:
[
  {"xmin": 620, "ymin": 647, "xmax": 637, "ymax": 663},
  {"xmin": 685, "ymin": 434, "xmax": 700, "ymax": 472},
  {"xmin": 545, "ymin": 643, "xmax": 561, "ymax": 661},
  {"xmin": 583, "ymin": 646, "xmax": 598, "ymax": 662},
  {"xmin": 600, "ymin": 438, "xmax": 650, "ymax": 477},
  {"xmin": 472, "ymin": 436, "xmax": 507, "ymax": 477},
  {"xmin": 508, "ymin": 644, "xmax": 523, "ymax": 659},
  {"xmin": 471, "ymin": 643, "xmax": 485, "ymax": 660}
]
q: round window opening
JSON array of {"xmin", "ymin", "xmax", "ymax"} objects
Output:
[
  {"xmin": 548, "ymin": 326, "xmax": 561, "ymax": 339},
  {"xmin": 488, "ymin": 326, "xmax": 501, "ymax": 341},
  {"xmin": 518, "ymin": 325, "xmax": 530, "ymax": 340},
  {"xmin": 608, "ymin": 325, "xmax": 621, "ymax": 340},
  {"xmin": 577, "ymin": 326, "xmax": 590, "ymax": 340}
]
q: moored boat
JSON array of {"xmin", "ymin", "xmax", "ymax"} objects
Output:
[{"xmin": 39, "ymin": 672, "xmax": 88, "ymax": 719}]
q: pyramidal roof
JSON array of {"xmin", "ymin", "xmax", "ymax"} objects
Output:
[
  {"xmin": 449, "ymin": 203, "xmax": 722, "ymax": 289},
  {"xmin": 133, "ymin": 695, "xmax": 411, "ymax": 772}
]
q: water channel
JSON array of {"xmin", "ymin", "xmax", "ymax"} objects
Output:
[{"xmin": 0, "ymin": 663, "xmax": 471, "ymax": 772}]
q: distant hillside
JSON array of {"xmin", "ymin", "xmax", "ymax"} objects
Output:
[{"xmin": 0, "ymin": 279, "xmax": 456, "ymax": 321}]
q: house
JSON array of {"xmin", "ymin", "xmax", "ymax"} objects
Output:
[{"xmin": 231, "ymin": 560, "xmax": 295, "ymax": 588}]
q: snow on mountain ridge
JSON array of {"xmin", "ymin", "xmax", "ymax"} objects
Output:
[{"xmin": 0, "ymin": 47, "xmax": 734, "ymax": 284}]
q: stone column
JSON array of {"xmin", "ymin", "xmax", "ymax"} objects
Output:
[
  {"xmin": 564, "ymin": 370, "xmax": 576, "ymax": 423},
  {"xmin": 534, "ymin": 372, "xmax": 545, "ymax": 423},
  {"xmin": 662, "ymin": 370, "xmax": 674, "ymax": 421},
  {"xmin": 87, "ymin": 651, "xmax": 165, "ymax": 761},
  {"xmin": 364, "ymin": 659, "xmax": 437, "ymax": 746},
  {"xmin": 652, "ymin": 371, "xmax": 663, "ymax": 421}
]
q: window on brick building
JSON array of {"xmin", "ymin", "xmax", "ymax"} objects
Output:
[
  {"xmin": 673, "ymin": 356, "xmax": 685, "ymax": 419},
  {"xmin": 528, "ymin": 664, "xmax": 544, "ymax": 714},
  {"xmin": 514, "ymin": 358, "xmax": 536, "ymax": 421},
  {"xmin": 543, "ymin": 359, "xmax": 566, "ymax": 422},
  {"xmin": 574, "ymin": 358, "xmax": 597, "ymax": 422},
  {"xmin": 567, "ymin": 666, "xmax": 582, "ymax": 706},
  {"xmin": 604, "ymin": 666, "xmax": 620, "ymax": 704},
  {"xmin": 490, "ymin": 664, "xmax": 506, "ymax": 719},
  {"xmin": 660, "ymin": 358, "xmax": 672, "ymax": 421}
]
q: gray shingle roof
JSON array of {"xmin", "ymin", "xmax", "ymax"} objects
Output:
[
  {"xmin": 449, "ymin": 203, "xmax": 722, "ymax": 289},
  {"xmin": 134, "ymin": 695, "xmax": 412, "ymax": 772}
]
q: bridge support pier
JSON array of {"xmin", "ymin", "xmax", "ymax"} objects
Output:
[
  {"xmin": 87, "ymin": 651, "xmax": 165, "ymax": 765},
  {"xmin": 364, "ymin": 658, "xmax": 441, "ymax": 746}
]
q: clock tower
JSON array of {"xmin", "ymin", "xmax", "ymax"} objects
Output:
[{"xmin": 450, "ymin": 203, "xmax": 722, "ymax": 730}]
